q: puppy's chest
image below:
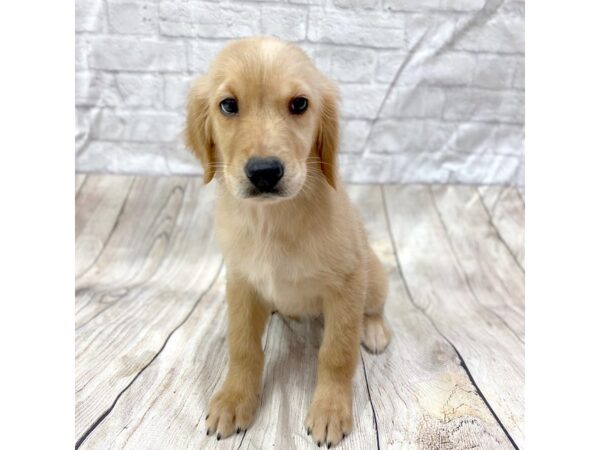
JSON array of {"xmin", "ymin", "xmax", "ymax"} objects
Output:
[{"xmin": 222, "ymin": 231, "xmax": 323, "ymax": 314}]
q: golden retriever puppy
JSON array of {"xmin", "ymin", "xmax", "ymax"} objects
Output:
[{"xmin": 185, "ymin": 36, "xmax": 391, "ymax": 448}]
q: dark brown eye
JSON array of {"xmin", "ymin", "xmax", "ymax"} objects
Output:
[
  {"xmin": 220, "ymin": 98, "xmax": 238, "ymax": 116},
  {"xmin": 289, "ymin": 97, "xmax": 309, "ymax": 115}
]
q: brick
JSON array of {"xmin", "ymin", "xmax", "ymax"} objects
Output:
[
  {"xmin": 493, "ymin": 124, "xmax": 524, "ymax": 156},
  {"xmin": 441, "ymin": 122, "xmax": 496, "ymax": 154},
  {"xmin": 338, "ymin": 153, "xmax": 399, "ymax": 183},
  {"xmin": 499, "ymin": 0, "xmax": 525, "ymax": 16},
  {"xmin": 381, "ymin": 87, "xmax": 446, "ymax": 119},
  {"xmin": 165, "ymin": 143, "xmax": 203, "ymax": 175},
  {"xmin": 88, "ymin": 37, "xmax": 186, "ymax": 72},
  {"xmin": 76, "ymin": 141, "xmax": 171, "ymax": 174},
  {"xmin": 107, "ymin": 1, "xmax": 158, "ymax": 35},
  {"xmin": 75, "ymin": 38, "xmax": 92, "ymax": 70},
  {"xmin": 308, "ymin": 7, "xmax": 404, "ymax": 48},
  {"xmin": 164, "ymin": 75, "xmax": 195, "ymax": 111},
  {"xmin": 76, "ymin": 107, "xmax": 94, "ymax": 153},
  {"xmin": 384, "ymin": 0, "xmax": 486, "ymax": 12},
  {"xmin": 76, "ymin": 72, "xmax": 120, "ymax": 107},
  {"xmin": 339, "ymin": 119, "xmax": 372, "ymax": 153},
  {"xmin": 187, "ymin": 41, "xmax": 228, "ymax": 73},
  {"xmin": 378, "ymin": 51, "xmax": 476, "ymax": 87},
  {"xmin": 330, "ymin": 49, "xmax": 376, "ymax": 83},
  {"xmin": 159, "ymin": 2, "xmax": 260, "ymax": 38},
  {"xmin": 76, "ymin": 0, "xmax": 104, "ymax": 33},
  {"xmin": 338, "ymin": 84, "xmax": 388, "ymax": 119},
  {"xmin": 420, "ymin": 52, "xmax": 477, "ymax": 86},
  {"xmin": 515, "ymin": 160, "xmax": 524, "ymax": 189},
  {"xmin": 91, "ymin": 109, "xmax": 184, "ymax": 142},
  {"xmin": 512, "ymin": 57, "xmax": 524, "ymax": 89},
  {"xmin": 454, "ymin": 13, "xmax": 524, "ymax": 54},
  {"xmin": 375, "ymin": 50, "xmax": 408, "ymax": 83},
  {"xmin": 421, "ymin": 120, "xmax": 455, "ymax": 151},
  {"xmin": 313, "ymin": 47, "xmax": 376, "ymax": 83},
  {"xmin": 334, "ymin": 0, "xmax": 378, "ymax": 9},
  {"xmin": 472, "ymin": 55, "xmax": 518, "ymax": 89},
  {"xmin": 406, "ymin": 14, "xmax": 462, "ymax": 49},
  {"xmin": 419, "ymin": 121, "xmax": 523, "ymax": 156},
  {"xmin": 341, "ymin": 151, "xmax": 522, "ymax": 185},
  {"xmin": 115, "ymin": 74, "xmax": 163, "ymax": 107},
  {"xmin": 443, "ymin": 88, "xmax": 524, "ymax": 123},
  {"xmin": 260, "ymin": 5, "xmax": 308, "ymax": 42},
  {"xmin": 308, "ymin": 46, "xmax": 333, "ymax": 76},
  {"xmin": 448, "ymin": 152, "xmax": 521, "ymax": 184},
  {"xmin": 289, "ymin": 0, "xmax": 325, "ymax": 4},
  {"xmin": 367, "ymin": 119, "xmax": 425, "ymax": 153}
]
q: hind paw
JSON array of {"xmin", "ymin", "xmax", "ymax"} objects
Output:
[{"xmin": 361, "ymin": 314, "xmax": 391, "ymax": 354}]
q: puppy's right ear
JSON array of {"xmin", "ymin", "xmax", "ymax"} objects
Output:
[{"xmin": 185, "ymin": 76, "xmax": 216, "ymax": 184}]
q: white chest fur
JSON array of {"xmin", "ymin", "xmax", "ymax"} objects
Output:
[{"xmin": 217, "ymin": 218, "xmax": 325, "ymax": 316}]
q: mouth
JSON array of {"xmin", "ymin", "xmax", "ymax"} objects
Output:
[{"xmin": 244, "ymin": 186, "xmax": 287, "ymax": 201}]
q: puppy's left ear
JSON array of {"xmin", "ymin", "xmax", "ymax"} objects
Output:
[{"xmin": 316, "ymin": 83, "xmax": 340, "ymax": 189}]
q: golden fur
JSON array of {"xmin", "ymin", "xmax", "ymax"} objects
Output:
[{"xmin": 185, "ymin": 37, "xmax": 391, "ymax": 448}]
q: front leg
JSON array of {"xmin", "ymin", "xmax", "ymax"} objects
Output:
[
  {"xmin": 206, "ymin": 275, "xmax": 269, "ymax": 439},
  {"xmin": 306, "ymin": 273, "xmax": 364, "ymax": 448}
]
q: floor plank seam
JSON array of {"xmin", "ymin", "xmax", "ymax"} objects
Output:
[
  {"xmin": 514, "ymin": 188, "xmax": 525, "ymax": 207},
  {"xmin": 360, "ymin": 351, "xmax": 381, "ymax": 450},
  {"xmin": 75, "ymin": 260, "xmax": 224, "ymax": 450},
  {"xmin": 380, "ymin": 186, "xmax": 520, "ymax": 450},
  {"xmin": 450, "ymin": 342, "xmax": 521, "ymax": 450},
  {"xmin": 76, "ymin": 177, "xmax": 137, "ymax": 281},
  {"xmin": 476, "ymin": 190, "xmax": 525, "ymax": 273},
  {"xmin": 75, "ymin": 175, "xmax": 89, "ymax": 201},
  {"xmin": 428, "ymin": 186, "xmax": 524, "ymax": 344}
]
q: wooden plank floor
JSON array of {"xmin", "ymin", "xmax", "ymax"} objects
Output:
[{"xmin": 75, "ymin": 175, "xmax": 525, "ymax": 450}]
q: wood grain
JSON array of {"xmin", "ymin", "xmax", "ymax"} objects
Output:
[
  {"xmin": 79, "ymin": 272, "xmax": 231, "ymax": 450},
  {"xmin": 478, "ymin": 186, "xmax": 525, "ymax": 269},
  {"xmin": 76, "ymin": 174, "xmax": 87, "ymax": 195},
  {"xmin": 383, "ymin": 185, "xmax": 524, "ymax": 448},
  {"xmin": 75, "ymin": 177, "xmax": 221, "ymax": 443},
  {"xmin": 75, "ymin": 175, "xmax": 134, "ymax": 278},
  {"xmin": 430, "ymin": 185, "xmax": 524, "ymax": 341},
  {"xmin": 75, "ymin": 178, "xmax": 525, "ymax": 449},
  {"xmin": 349, "ymin": 185, "xmax": 518, "ymax": 450}
]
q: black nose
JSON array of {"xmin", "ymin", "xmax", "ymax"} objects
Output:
[{"xmin": 244, "ymin": 157, "xmax": 284, "ymax": 193}]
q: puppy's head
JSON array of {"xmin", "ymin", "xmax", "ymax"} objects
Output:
[{"xmin": 185, "ymin": 37, "xmax": 339, "ymax": 202}]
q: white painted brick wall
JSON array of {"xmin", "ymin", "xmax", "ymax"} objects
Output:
[{"xmin": 76, "ymin": 0, "xmax": 524, "ymax": 186}]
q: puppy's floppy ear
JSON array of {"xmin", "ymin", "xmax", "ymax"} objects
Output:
[
  {"xmin": 185, "ymin": 76, "xmax": 216, "ymax": 184},
  {"xmin": 316, "ymin": 84, "xmax": 340, "ymax": 189}
]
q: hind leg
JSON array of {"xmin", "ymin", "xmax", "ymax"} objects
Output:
[{"xmin": 361, "ymin": 248, "xmax": 391, "ymax": 354}]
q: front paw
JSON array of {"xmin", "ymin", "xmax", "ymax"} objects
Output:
[
  {"xmin": 305, "ymin": 390, "xmax": 352, "ymax": 448},
  {"xmin": 205, "ymin": 387, "xmax": 259, "ymax": 440}
]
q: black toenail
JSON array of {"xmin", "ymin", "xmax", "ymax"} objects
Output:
[
  {"xmin": 327, "ymin": 443, "xmax": 332, "ymax": 449},
  {"xmin": 317, "ymin": 442, "xmax": 321, "ymax": 447},
  {"xmin": 217, "ymin": 434, "xmax": 221, "ymax": 440},
  {"xmin": 307, "ymin": 427, "xmax": 312, "ymax": 435},
  {"xmin": 206, "ymin": 429, "xmax": 210, "ymax": 435},
  {"xmin": 205, "ymin": 414, "xmax": 209, "ymax": 420},
  {"xmin": 342, "ymin": 433, "xmax": 346, "ymax": 439},
  {"xmin": 237, "ymin": 427, "xmax": 241, "ymax": 434}
]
